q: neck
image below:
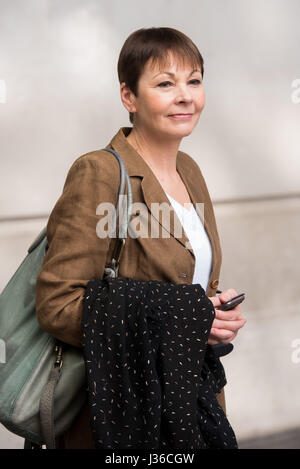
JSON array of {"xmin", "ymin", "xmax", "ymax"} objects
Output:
[{"xmin": 126, "ymin": 126, "xmax": 181, "ymax": 177}]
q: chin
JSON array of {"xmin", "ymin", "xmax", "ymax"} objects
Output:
[
  {"xmin": 166, "ymin": 119, "xmax": 199, "ymax": 139},
  {"xmin": 168, "ymin": 126, "xmax": 195, "ymax": 139}
]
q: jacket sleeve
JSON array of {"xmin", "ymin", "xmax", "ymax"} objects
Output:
[{"xmin": 36, "ymin": 152, "xmax": 119, "ymax": 347}]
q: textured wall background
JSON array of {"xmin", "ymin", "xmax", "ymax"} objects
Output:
[{"xmin": 0, "ymin": 0, "xmax": 299, "ymax": 448}]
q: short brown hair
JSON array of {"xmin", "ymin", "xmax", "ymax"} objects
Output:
[{"xmin": 118, "ymin": 27, "xmax": 204, "ymax": 123}]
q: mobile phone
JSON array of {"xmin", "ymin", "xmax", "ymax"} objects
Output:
[{"xmin": 217, "ymin": 293, "xmax": 245, "ymax": 311}]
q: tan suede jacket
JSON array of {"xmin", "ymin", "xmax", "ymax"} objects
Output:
[{"xmin": 36, "ymin": 127, "xmax": 225, "ymax": 447}]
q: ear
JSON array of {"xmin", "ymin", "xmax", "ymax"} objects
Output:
[{"xmin": 120, "ymin": 82, "xmax": 136, "ymax": 113}]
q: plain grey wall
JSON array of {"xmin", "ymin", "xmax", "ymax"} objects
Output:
[{"xmin": 1, "ymin": 0, "xmax": 300, "ymax": 218}]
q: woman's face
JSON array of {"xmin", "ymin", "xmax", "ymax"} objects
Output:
[{"xmin": 126, "ymin": 53, "xmax": 205, "ymax": 141}]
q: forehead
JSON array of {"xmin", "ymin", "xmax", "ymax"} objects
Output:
[{"xmin": 143, "ymin": 52, "xmax": 201, "ymax": 76}]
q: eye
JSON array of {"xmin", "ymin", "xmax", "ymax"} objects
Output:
[
  {"xmin": 189, "ymin": 79, "xmax": 201, "ymax": 85},
  {"xmin": 157, "ymin": 81, "xmax": 173, "ymax": 87}
]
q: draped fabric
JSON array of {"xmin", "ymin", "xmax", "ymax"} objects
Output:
[{"xmin": 81, "ymin": 277, "xmax": 238, "ymax": 449}]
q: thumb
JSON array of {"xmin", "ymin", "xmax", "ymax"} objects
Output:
[
  {"xmin": 219, "ymin": 288, "xmax": 238, "ymax": 304},
  {"xmin": 208, "ymin": 295, "xmax": 221, "ymax": 308}
]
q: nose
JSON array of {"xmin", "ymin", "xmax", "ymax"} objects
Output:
[{"xmin": 175, "ymin": 83, "xmax": 193, "ymax": 104}]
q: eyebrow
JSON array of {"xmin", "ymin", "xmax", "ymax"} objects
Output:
[{"xmin": 153, "ymin": 69, "xmax": 201, "ymax": 79}]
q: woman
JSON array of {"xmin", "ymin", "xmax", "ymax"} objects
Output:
[{"xmin": 36, "ymin": 27, "xmax": 246, "ymax": 449}]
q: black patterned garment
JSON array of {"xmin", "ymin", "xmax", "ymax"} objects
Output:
[{"xmin": 81, "ymin": 277, "xmax": 238, "ymax": 449}]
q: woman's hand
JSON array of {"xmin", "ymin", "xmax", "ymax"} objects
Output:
[{"xmin": 207, "ymin": 289, "xmax": 246, "ymax": 345}]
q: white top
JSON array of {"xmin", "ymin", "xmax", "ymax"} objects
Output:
[{"xmin": 166, "ymin": 193, "xmax": 212, "ymax": 291}]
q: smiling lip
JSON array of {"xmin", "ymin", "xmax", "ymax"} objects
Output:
[{"xmin": 168, "ymin": 113, "xmax": 193, "ymax": 119}]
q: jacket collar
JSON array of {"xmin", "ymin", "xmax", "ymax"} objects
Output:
[
  {"xmin": 109, "ymin": 127, "xmax": 195, "ymax": 179},
  {"xmin": 108, "ymin": 128, "xmax": 211, "ymax": 259}
]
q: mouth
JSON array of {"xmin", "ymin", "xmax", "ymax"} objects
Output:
[{"xmin": 168, "ymin": 113, "xmax": 193, "ymax": 119}]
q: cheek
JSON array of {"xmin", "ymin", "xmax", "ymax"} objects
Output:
[
  {"xmin": 196, "ymin": 90, "xmax": 206, "ymax": 111},
  {"xmin": 144, "ymin": 94, "xmax": 170, "ymax": 116},
  {"xmin": 193, "ymin": 99, "xmax": 205, "ymax": 116}
]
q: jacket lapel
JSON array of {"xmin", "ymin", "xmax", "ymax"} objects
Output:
[
  {"xmin": 140, "ymin": 171, "xmax": 193, "ymax": 255},
  {"xmin": 178, "ymin": 160, "xmax": 218, "ymax": 278},
  {"xmin": 109, "ymin": 127, "xmax": 214, "ymax": 264}
]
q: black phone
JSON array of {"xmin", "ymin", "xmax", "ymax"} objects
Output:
[{"xmin": 217, "ymin": 293, "xmax": 245, "ymax": 311}]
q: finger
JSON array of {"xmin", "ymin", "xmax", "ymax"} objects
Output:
[
  {"xmin": 210, "ymin": 328, "xmax": 237, "ymax": 343},
  {"xmin": 218, "ymin": 288, "xmax": 238, "ymax": 304},
  {"xmin": 211, "ymin": 318, "xmax": 246, "ymax": 332},
  {"xmin": 215, "ymin": 308, "xmax": 245, "ymax": 321},
  {"xmin": 216, "ymin": 300, "xmax": 244, "ymax": 318},
  {"xmin": 207, "ymin": 337, "xmax": 220, "ymax": 346},
  {"xmin": 208, "ymin": 296, "xmax": 221, "ymax": 308},
  {"xmin": 210, "ymin": 328, "xmax": 235, "ymax": 340},
  {"xmin": 216, "ymin": 302, "xmax": 242, "ymax": 312}
]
